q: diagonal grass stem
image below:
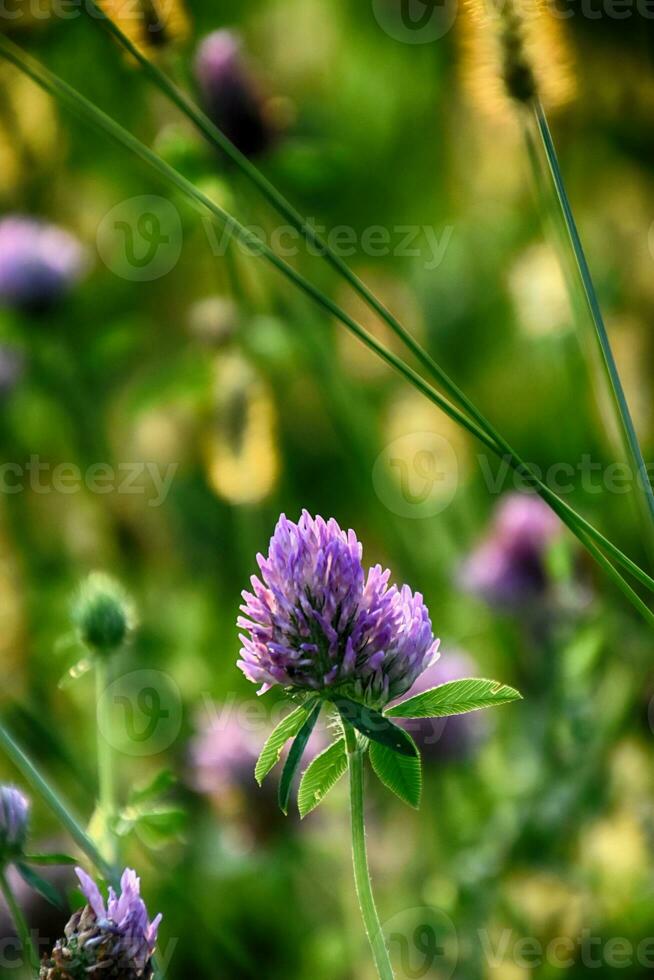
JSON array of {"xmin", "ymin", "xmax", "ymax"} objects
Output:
[{"xmin": 2, "ymin": 36, "xmax": 653, "ymax": 621}]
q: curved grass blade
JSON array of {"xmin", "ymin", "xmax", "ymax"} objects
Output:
[
  {"xmin": 2, "ymin": 36, "xmax": 653, "ymax": 622},
  {"xmin": 533, "ymin": 99, "xmax": 654, "ymax": 538},
  {"xmin": 76, "ymin": 8, "xmax": 654, "ymax": 602},
  {"xmin": 16, "ymin": 862, "xmax": 64, "ymax": 909},
  {"xmin": 24, "ymin": 853, "xmax": 77, "ymax": 866},
  {"xmin": 278, "ymin": 702, "xmax": 321, "ymax": 815}
]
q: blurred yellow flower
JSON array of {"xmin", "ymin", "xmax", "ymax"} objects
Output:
[
  {"xmin": 504, "ymin": 871, "xmax": 586, "ymax": 939},
  {"xmin": 0, "ymin": 64, "xmax": 59, "ymax": 203},
  {"xmin": 204, "ymin": 351, "xmax": 279, "ymax": 505},
  {"xmin": 579, "ymin": 807, "xmax": 650, "ymax": 913},
  {"xmin": 508, "ymin": 244, "xmax": 570, "ymax": 339},
  {"xmin": 96, "ymin": 0, "xmax": 190, "ymax": 57}
]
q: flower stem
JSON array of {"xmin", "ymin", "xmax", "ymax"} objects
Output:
[
  {"xmin": 0, "ymin": 866, "xmax": 40, "ymax": 975},
  {"xmin": 344, "ymin": 726, "xmax": 395, "ymax": 980},
  {"xmin": 0, "ymin": 720, "xmax": 116, "ymax": 886},
  {"xmin": 96, "ymin": 660, "xmax": 117, "ymax": 865}
]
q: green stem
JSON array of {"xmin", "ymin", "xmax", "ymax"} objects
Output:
[
  {"xmin": 2, "ymin": 37, "xmax": 653, "ymax": 622},
  {"xmin": 532, "ymin": 100, "xmax": 654, "ymax": 539},
  {"xmin": 96, "ymin": 660, "xmax": 117, "ymax": 865},
  {"xmin": 0, "ymin": 867, "xmax": 40, "ymax": 975},
  {"xmin": 344, "ymin": 726, "xmax": 395, "ymax": 980},
  {"xmin": 0, "ymin": 868, "xmax": 39, "ymax": 976},
  {"xmin": 0, "ymin": 721, "xmax": 115, "ymax": 886}
]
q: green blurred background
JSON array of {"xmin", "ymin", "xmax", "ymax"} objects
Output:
[{"xmin": 0, "ymin": 1, "xmax": 654, "ymax": 977}]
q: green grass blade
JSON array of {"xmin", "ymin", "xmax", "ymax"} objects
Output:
[
  {"xmin": 70, "ymin": 17, "xmax": 654, "ymax": 602},
  {"xmin": 2, "ymin": 36, "xmax": 652, "ymax": 622},
  {"xmin": 533, "ymin": 100, "xmax": 654, "ymax": 539}
]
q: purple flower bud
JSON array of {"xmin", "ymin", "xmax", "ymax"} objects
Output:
[
  {"xmin": 460, "ymin": 493, "xmax": 561, "ymax": 608},
  {"xmin": 394, "ymin": 651, "xmax": 487, "ymax": 760},
  {"xmin": 194, "ymin": 30, "xmax": 274, "ymax": 157},
  {"xmin": 0, "ymin": 216, "xmax": 86, "ymax": 313},
  {"xmin": 40, "ymin": 868, "xmax": 161, "ymax": 980},
  {"xmin": 238, "ymin": 511, "xmax": 439, "ymax": 707},
  {"xmin": 0, "ymin": 786, "xmax": 29, "ymax": 857}
]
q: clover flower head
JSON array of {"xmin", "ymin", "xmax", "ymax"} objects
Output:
[
  {"xmin": 0, "ymin": 786, "xmax": 29, "ymax": 858},
  {"xmin": 40, "ymin": 868, "xmax": 161, "ymax": 980},
  {"xmin": 238, "ymin": 511, "xmax": 439, "ymax": 707},
  {"xmin": 194, "ymin": 30, "xmax": 274, "ymax": 157},
  {"xmin": 0, "ymin": 216, "xmax": 86, "ymax": 312},
  {"xmin": 460, "ymin": 493, "xmax": 561, "ymax": 607}
]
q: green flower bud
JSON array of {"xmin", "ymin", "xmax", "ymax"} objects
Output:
[{"xmin": 72, "ymin": 572, "xmax": 135, "ymax": 657}]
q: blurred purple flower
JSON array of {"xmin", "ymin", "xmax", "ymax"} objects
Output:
[
  {"xmin": 395, "ymin": 651, "xmax": 487, "ymax": 761},
  {"xmin": 194, "ymin": 30, "xmax": 274, "ymax": 157},
  {"xmin": 460, "ymin": 493, "xmax": 561, "ymax": 608},
  {"xmin": 0, "ymin": 345, "xmax": 24, "ymax": 398},
  {"xmin": 41, "ymin": 868, "xmax": 160, "ymax": 979},
  {"xmin": 238, "ymin": 511, "xmax": 439, "ymax": 707},
  {"xmin": 0, "ymin": 216, "xmax": 86, "ymax": 312},
  {"xmin": 0, "ymin": 786, "xmax": 29, "ymax": 857},
  {"xmin": 189, "ymin": 704, "xmax": 327, "ymax": 842}
]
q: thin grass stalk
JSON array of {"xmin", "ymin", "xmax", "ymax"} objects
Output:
[
  {"xmin": 2, "ymin": 38, "xmax": 653, "ymax": 621},
  {"xmin": 96, "ymin": 660, "xmax": 118, "ymax": 866},
  {"xmin": 531, "ymin": 99, "xmax": 654, "ymax": 538},
  {"xmin": 64, "ymin": 17, "xmax": 654, "ymax": 600},
  {"xmin": 0, "ymin": 868, "xmax": 40, "ymax": 975}
]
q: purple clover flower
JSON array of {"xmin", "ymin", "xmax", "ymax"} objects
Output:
[
  {"xmin": 194, "ymin": 30, "xmax": 274, "ymax": 157},
  {"xmin": 395, "ymin": 651, "xmax": 487, "ymax": 760},
  {"xmin": 238, "ymin": 511, "xmax": 439, "ymax": 707},
  {"xmin": 40, "ymin": 868, "xmax": 161, "ymax": 979},
  {"xmin": 0, "ymin": 216, "xmax": 86, "ymax": 312},
  {"xmin": 460, "ymin": 493, "xmax": 561, "ymax": 608},
  {"xmin": 0, "ymin": 786, "xmax": 29, "ymax": 857}
]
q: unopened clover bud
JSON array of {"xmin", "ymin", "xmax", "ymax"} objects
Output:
[
  {"xmin": 72, "ymin": 572, "xmax": 135, "ymax": 657},
  {"xmin": 0, "ymin": 786, "xmax": 29, "ymax": 860}
]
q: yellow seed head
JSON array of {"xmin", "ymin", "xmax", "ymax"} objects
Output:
[{"xmin": 460, "ymin": 0, "xmax": 574, "ymax": 120}]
